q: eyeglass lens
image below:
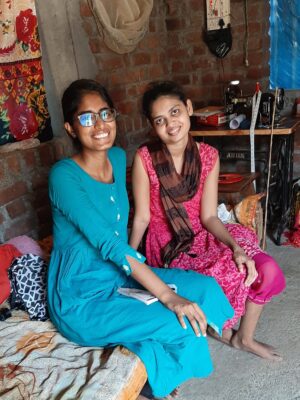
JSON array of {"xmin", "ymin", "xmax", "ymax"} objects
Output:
[{"xmin": 78, "ymin": 108, "xmax": 117, "ymax": 126}]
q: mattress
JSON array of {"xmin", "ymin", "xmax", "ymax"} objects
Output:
[{"xmin": 0, "ymin": 306, "xmax": 147, "ymax": 400}]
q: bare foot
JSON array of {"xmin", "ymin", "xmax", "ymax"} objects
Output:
[
  {"xmin": 231, "ymin": 332, "xmax": 282, "ymax": 360},
  {"xmin": 208, "ymin": 326, "xmax": 235, "ymax": 346}
]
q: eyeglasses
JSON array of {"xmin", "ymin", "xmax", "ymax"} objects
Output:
[{"xmin": 77, "ymin": 108, "xmax": 118, "ymax": 127}]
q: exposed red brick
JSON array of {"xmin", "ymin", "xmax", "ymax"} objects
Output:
[
  {"xmin": 166, "ymin": 17, "xmax": 186, "ymax": 31},
  {"xmin": 31, "ymin": 174, "xmax": 48, "ymax": 191},
  {"xmin": 4, "ymin": 216, "xmax": 36, "ymax": 242},
  {"xmin": 38, "ymin": 144, "xmax": 55, "ymax": 167},
  {"xmin": 248, "ymin": 22, "xmax": 262, "ymax": 35},
  {"xmin": 172, "ymin": 75, "xmax": 191, "ymax": 85},
  {"xmin": 148, "ymin": 19, "xmax": 157, "ymax": 33},
  {"xmin": 22, "ymin": 148, "xmax": 37, "ymax": 168},
  {"xmin": 171, "ymin": 61, "xmax": 184, "ymax": 73},
  {"xmin": 6, "ymin": 198, "xmax": 27, "ymax": 219},
  {"xmin": 139, "ymin": 35, "xmax": 161, "ymax": 50},
  {"xmin": 110, "ymin": 70, "xmax": 141, "ymax": 86},
  {"xmin": 184, "ymin": 31, "xmax": 201, "ymax": 44},
  {"xmin": 148, "ymin": 65, "xmax": 167, "ymax": 80},
  {"xmin": 202, "ymin": 72, "xmax": 218, "ymax": 85},
  {"xmin": 165, "ymin": 0, "xmax": 179, "ymax": 16},
  {"xmin": 6, "ymin": 155, "xmax": 21, "ymax": 174},
  {"xmin": 166, "ymin": 33, "xmax": 180, "ymax": 47},
  {"xmin": 126, "ymin": 86, "xmax": 138, "ymax": 97},
  {"xmin": 132, "ymin": 53, "xmax": 151, "ymax": 66},
  {"xmin": 248, "ymin": 37, "xmax": 263, "ymax": 51},
  {"xmin": 246, "ymin": 66, "xmax": 268, "ymax": 80},
  {"xmin": 246, "ymin": 51, "xmax": 264, "ymax": 66},
  {"xmin": 3, "ymin": 0, "xmax": 297, "ymax": 243},
  {"xmin": 98, "ymin": 55, "xmax": 124, "ymax": 70},
  {"xmin": 0, "ymin": 182, "xmax": 27, "ymax": 206},
  {"xmin": 117, "ymin": 101, "xmax": 136, "ymax": 115},
  {"xmin": 53, "ymin": 141, "xmax": 66, "ymax": 161},
  {"xmin": 133, "ymin": 116, "xmax": 143, "ymax": 131},
  {"xmin": 0, "ymin": 160, "xmax": 4, "ymax": 180}
]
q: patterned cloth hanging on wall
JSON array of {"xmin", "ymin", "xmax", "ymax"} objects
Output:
[
  {"xmin": 0, "ymin": 0, "xmax": 52, "ymax": 145},
  {"xmin": 269, "ymin": 0, "xmax": 300, "ymax": 89}
]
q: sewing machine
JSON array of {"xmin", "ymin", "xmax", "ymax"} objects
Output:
[{"xmin": 224, "ymin": 81, "xmax": 284, "ymax": 127}]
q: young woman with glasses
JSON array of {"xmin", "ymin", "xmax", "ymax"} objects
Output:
[{"xmin": 47, "ymin": 79, "xmax": 234, "ymax": 399}]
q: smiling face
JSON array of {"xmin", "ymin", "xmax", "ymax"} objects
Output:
[
  {"xmin": 150, "ymin": 95, "xmax": 193, "ymax": 147},
  {"xmin": 64, "ymin": 92, "xmax": 117, "ymax": 154}
]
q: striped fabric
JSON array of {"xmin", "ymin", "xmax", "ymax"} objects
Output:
[{"xmin": 147, "ymin": 134, "xmax": 201, "ymax": 266}]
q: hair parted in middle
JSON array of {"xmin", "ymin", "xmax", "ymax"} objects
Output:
[{"xmin": 142, "ymin": 80, "xmax": 188, "ymax": 121}]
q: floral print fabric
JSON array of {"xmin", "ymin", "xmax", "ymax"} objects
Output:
[
  {"xmin": 139, "ymin": 142, "xmax": 262, "ymax": 328},
  {"xmin": 0, "ymin": 0, "xmax": 52, "ymax": 145}
]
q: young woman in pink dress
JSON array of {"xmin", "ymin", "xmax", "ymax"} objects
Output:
[{"xmin": 130, "ymin": 80, "xmax": 286, "ymax": 361}]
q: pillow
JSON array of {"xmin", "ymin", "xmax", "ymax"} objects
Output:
[{"xmin": 6, "ymin": 235, "xmax": 44, "ymax": 258}]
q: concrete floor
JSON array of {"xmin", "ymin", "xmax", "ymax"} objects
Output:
[{"xmin": 177, "ymin": 239, "xmax": 300, "ymax": 400}]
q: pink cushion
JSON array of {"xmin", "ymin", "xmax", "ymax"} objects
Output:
[{"xmin": 6, "ymin": 235, "xmax": 44, "ymax": 258}]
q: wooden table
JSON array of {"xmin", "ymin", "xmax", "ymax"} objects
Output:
[{"xmin": 191, "ymin": 117, "xmax": 300, "ymax": 244}]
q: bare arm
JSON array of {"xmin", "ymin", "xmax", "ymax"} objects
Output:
[
  {"xmin": 200, "ymin": 157, "xmax": 257, "ymax": 286},
  {"xmin": 127, "ymin": 255, "xmax": 207, "ymax": 337},
  {"xmin": 129, "ymin": 152, "xmax": 151, "ymax": 249}
]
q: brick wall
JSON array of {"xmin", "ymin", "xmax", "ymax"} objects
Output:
[
  {"xmin": 0, "ymin": 137, "xmax": 74, "ymax": 243},
  {"xmin": 80, "ymin": 0, "xmax": 272, "ymax": 160},
  {"xmin": 1, "ymin": 0, "xmax": 299, "ymax": 242}
]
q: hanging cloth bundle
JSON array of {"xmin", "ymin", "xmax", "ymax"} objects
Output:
[{"xmin": 87, "ymin": 0, "xmax": 153, "ymax": 54}]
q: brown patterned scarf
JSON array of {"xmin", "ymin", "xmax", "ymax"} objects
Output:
[{"xmin": 147, "ymin": 134, "xmax": 201, "ymax": 266}]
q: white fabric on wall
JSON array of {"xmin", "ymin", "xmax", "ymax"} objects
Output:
[{"xmin": 87, "ymin": 0, "xmax": 153, "ymax": 54}]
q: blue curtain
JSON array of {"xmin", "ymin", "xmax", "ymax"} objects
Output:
[{"xmin": 269, "ymin": 0, "xmax": 300, "ymax": 89}]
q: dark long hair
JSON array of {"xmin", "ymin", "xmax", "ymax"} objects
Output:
[
  {"xmin": 142, "ymin": 80, "xmax": 188, "ymax": 121},
  {"xmin": 62, "ymin": 79, "xmax": 114, "ymax": 124}
]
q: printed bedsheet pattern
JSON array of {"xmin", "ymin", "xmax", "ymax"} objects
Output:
[{"xmin": 0, "ymin": 309, "xmax": 141, "ymax": 400}]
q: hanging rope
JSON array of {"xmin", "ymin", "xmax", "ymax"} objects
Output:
[
  {"xmin": 262, "ymin": 87, "xmax": 279, "ymax": 250},
  {"xmin": 243, "ymin": 0, "xmax": 249, "ymax": 67}
]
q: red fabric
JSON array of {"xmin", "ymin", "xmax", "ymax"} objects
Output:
[
  {"xmin": 0, "ymin": 2, "xmax": 52, "ymax": 145},
  {"xmin": 0, "ymin": 244, "xmax": 21, "ymax": 304},
  {"xmin": 284, "ymin": 210, "xmax": 300, "ymax": 247}
]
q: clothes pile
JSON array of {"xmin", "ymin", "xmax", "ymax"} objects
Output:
[{"xmin": 0, "ymin": 236, "xmax": 49, "ymax": 321}]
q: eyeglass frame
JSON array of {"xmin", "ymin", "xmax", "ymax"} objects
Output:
[{"xmin": 77, "ymin": 107, "xmax": 118, "ymax": 127}]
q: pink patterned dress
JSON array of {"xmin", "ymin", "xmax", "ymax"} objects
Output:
[{"xmin": 138, "ymin": 143, "xmax": 262, "ymax": 329}]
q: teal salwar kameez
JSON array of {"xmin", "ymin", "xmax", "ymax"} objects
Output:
[{"xmin": 47, "ymin": 147, "xmax": 233, "ymax": 397}]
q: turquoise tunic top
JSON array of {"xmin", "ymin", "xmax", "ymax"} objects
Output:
[{"xmin": 47, "ymin": 146, "xmax": 234, "ymax": 398}]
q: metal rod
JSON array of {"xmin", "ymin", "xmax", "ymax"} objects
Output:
[{"xmin": 262, "ymin": 88, "xmax": 279, "ymax": 250}]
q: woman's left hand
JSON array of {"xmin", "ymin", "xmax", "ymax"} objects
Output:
[{"xmin": 233, "ymin": 247, "xmax": 258, "ymax": 287}]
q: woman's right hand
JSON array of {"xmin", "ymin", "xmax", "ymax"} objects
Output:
[{"xmin": 160, "ymin": 291, "xmax": 207, "ymax": 337}]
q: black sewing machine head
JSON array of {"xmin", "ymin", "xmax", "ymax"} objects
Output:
[
  {"xmin": 224, "ymin": 80, "xmax": 252, "ymax": 116},
  {"xmin": 258, "ymin": 89, "xmax": 285, "ymax": 127},
  {"xmin": 224, "ymin": 81, "xmax": 285, "ymax": 127}
]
